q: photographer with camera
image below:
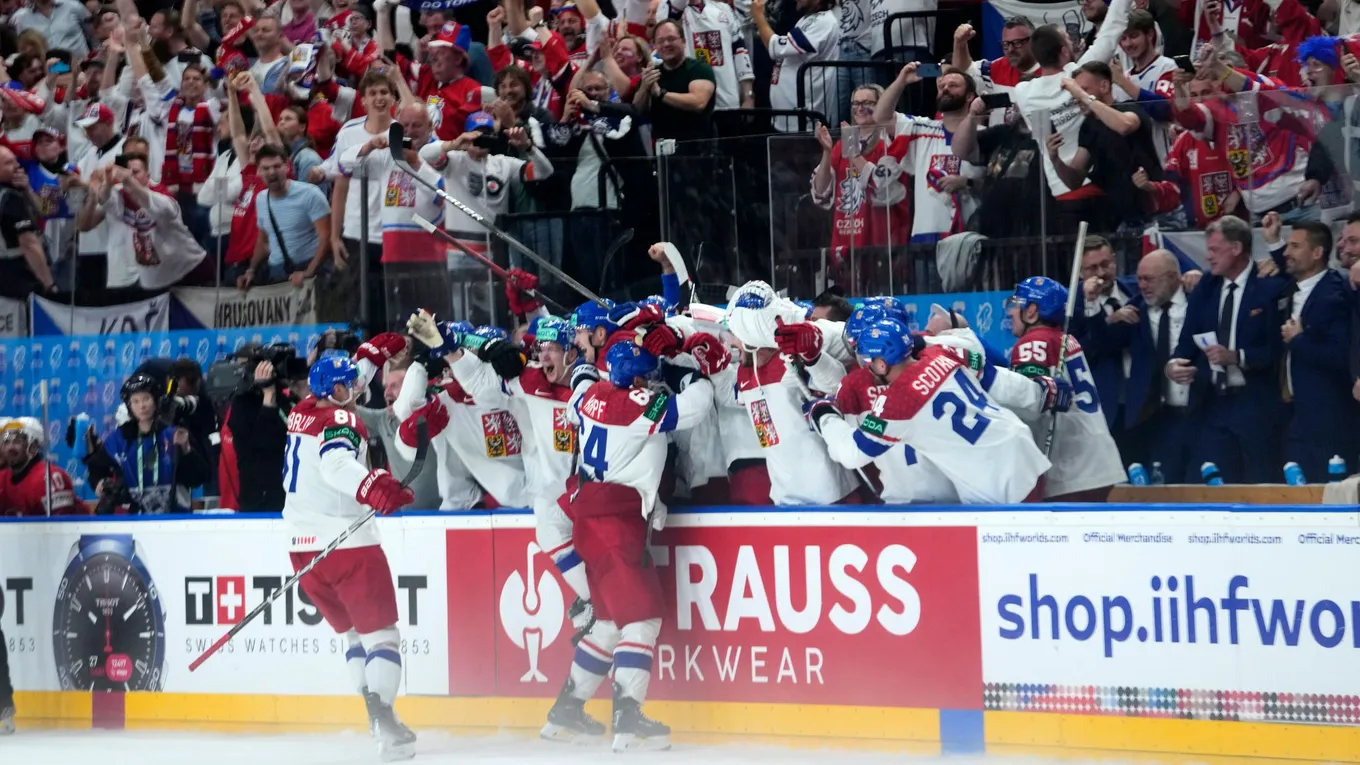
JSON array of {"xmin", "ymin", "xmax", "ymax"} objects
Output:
[
  {"xmin": 227, "ymin": 344, "xmax": 309, "ymax": 512},
  {"xmin": 90, "ymin": 374, "xmax": 211, "ymax": 515}
]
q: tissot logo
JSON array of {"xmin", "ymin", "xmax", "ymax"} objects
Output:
[{"xmin": 183, "ymin": 575, "xmax": 429, "ymax": 627}]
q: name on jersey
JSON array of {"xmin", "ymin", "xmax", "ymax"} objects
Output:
[{"xmin": 909, "ymin": 352, "xmax": 962, "ymax": 398}]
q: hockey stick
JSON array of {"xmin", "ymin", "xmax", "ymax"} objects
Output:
[
  {"xmin": 409, "ymin": 214, "xmax": 570, "ymax": 314},
  {"xmin": 40, "ymin": 379, "xmax": 51, "ymax": 516},
  {"xmin": 595, "ymin": 227, "xmax": 635, "ymax": 297},
  {"xmin": 188, "ymin": 417, "xmax": 431, "ymax": 672},
  {"xmin": 387, "ymin": 122, "xmax": 609, "ymax": 308},
  {"xmin": 687, "ymin": 242, "xmax": 705, "ymax": 307},
  {"xmin": 1044, "ymin": 221, "xmax": 1088, "ymax": 457}
]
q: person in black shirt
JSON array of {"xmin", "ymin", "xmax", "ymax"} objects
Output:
[
  {"xmin": 0, "ymin": 146, "xmax": 55, "ymax": 300},
  {"xmin": 634, "ymin": 19, "xmax": 717, "ymax": 142}
]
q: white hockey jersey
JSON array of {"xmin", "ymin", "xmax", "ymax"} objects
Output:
[
  {"xmin": 574, "ymin": 376, "xmax": 715, "ymax": 515},
  {"xmin": 339, "ymin": 141, "xmax": 445, "ymax": 258},
  {"xmin": 418, "ymin": 141, "xmax": 552, "ymax": 259},
  {"xmin": 872, "ymin": 117, "xmax": 983, "ymax": 242},
  {"xmin": 730, "ymin": 352, "xmax": 858, "ymax": 505},
  {"xmin": 768, "ymin": 9, "xmax": 840, "ymax": 133},
  {"xmin": 826, "ymin": 344, "xmax": 1049, "ymax": 504},
  {"xmin": 1009, "ymin": 327, "xmax": 1126, "ymax": 498},
  {"xmin": 282, "ymin": 400, "xmax": 380, "ymax": 552},
  {"xmin": 658, "ymin": 0, "xmax": 754, "ymax": 109},
  {"xmin": 1115, "ymin": 54, "xmax": 1177, "ymax": 162}
]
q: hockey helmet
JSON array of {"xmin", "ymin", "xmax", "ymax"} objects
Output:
[
  {"xmin": 120, "ymin": 373, "xmax": 161, "ymax": 405},
  {"xmin": 432, "ymin": 321, "xmax": 473, "ymax": 360},
  {"xmin": 523, "ymin": 315, "xmax": 547, "ymax": 347},
  {"xmin": 856, "ymin": 317, "xmax": 915, "ymax": 367},
  {"xmin": 793, "ymin": 299, "xmax": 815, "ymax": 318},
  {"xmin": 472, "ymin": 325, "xmax": 509, "ymax": 342},
  {"xmin": 572, "ymin": 299, "xmax": 618, "ymax": 332},
  {"xmin": 724, "ymin": 280, "xmax": 807, "ymax": 351},
  {"xmin": 606, "ymin": 341, "xmax": 659, "ymax": 388},
  {"xmin": 641, "ymin": 294, "xmax": 675, "ymax": 316},
  {"xmin": 534, "ymin": 316, "xmax": 574, "ymax": 349},
  {"xmin": 309, "ymin": 355, "xmax": 359, "ymax": 400},
  {"xmin": 1007, "ymin": 277, "xmax": 1068, "ymax": 324},
  {"xmin": 844, "ymin": 303, "xmax": 889, "ymax": 352},
  {"xmin": 0, "ymin": 416, "xmax": 42, "ymax": 446}
]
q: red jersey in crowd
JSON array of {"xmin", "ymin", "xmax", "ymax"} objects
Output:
[
  {"xmin": 0, "ymin": 461, "xmax": 88, "ymax": 516},
  {"xmin": 1150, "ymin": 129, "xmax": 1237, "ymax": 228},
  {"xmin": 488, "ymin": 32, "xmax": 576, "ymax": 120},
  {"xmin": 399, "ymin": 53, "xmax": 488, "ymax": 141},
  {"xmin": 811, "ymin": 138, "xmax": 912, "ymax": 264},
  {"xmin": 227, "ymin": 164, "xmax": 266, "ymax": 267}
]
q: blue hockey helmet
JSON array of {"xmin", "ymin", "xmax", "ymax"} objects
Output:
[
  {"xmin": 606, "ymin": 341, "xmax": 659, "ymax": 388},
  {"xmin": 472, "ymin": 325, "xmax": 509, "ymax": 342},
  {"xmin": 793, "ymin": 299, "xmax": 814, "ymax": 318},
  {"xmin": 641, "ymin": 294, "xmax": 675, "ymax": 316},
  {"xmin": 431, "ymin": 321, "xmax": 473, "ymax": 359},
  {"xmin": 844, "ymin": 303, "xmax": 889, "ymax": 351},
  {"xmin": 572, "ymin": 299, "xmax": 618, "ymax": 332},
  {"xmin": 1008, "ymin": 277, "xmax": 1068, "ymax": 324},
  {"xmin": 856, "ymin": 317, "xmax": 915, "ymax": 367},
  {"xmin": 524, "ymin": 315, "xmax": 547, "ymax": 345},
  {"xmin": 534, "ymin": 316, "xmax": 574, "ymax": 348},
  {"xmin": 861, "ymin": 295, "xmax": 908, "ymax": 323},
  {"xmin": 309, "ymin": 354, "xmax": 359, "ymax": 399}
]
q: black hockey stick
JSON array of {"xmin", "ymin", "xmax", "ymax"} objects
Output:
[
  {"xmin": 387, "ymin": 122, "xmax": 609, "ymax": 308},
  {"xmin": 595, "ymin": 227, "xmax": 635, "ymax": 297},
  {"xmin": 189, "ymin": 418, "xmax": 430, "ymax": 672},
  {"xmin": 410, "ymin": 214, "xmax": 570, "ymax": 314}
]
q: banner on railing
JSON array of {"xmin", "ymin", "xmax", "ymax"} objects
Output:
[
  {"xmin": 170, "ymin": 280, "xmax": 318, "ymax": 330},
  {"xmin": 0, "ymin": 296, "xmax": 25, "ymax": 337},
  {"xmin": 30, "ymin": 293, "xmax": 171, "ymax": 336}
]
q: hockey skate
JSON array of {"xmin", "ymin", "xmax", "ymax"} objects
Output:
[
  {"xmin": 540, "ymin": 677, "xmax": 606, "ymax": 744},
  {"xmin": 611, "ymin": 683, "xmax": 670, "ymax": 752},
  {"xmin": 363, "ymin": 692, "xmax": 416, "ymax": 761},
  {"xmin": 0, "ymin": 704, "xmax": 14, "ymax": 735},
  {"xmin": 568, "ymin": 597, "xmax": 595, "ymax": 646}
]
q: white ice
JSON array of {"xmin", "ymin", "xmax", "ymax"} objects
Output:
[{"xmin": 0, "ymin": 729, "xmax": 1065, "ymax": 765}]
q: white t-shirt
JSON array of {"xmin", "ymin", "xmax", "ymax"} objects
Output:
[
  {"xmin": 768, "ymin": 9, "xmax": 840, "ymax": 132},
  {"xmin": 73, "ymin": 135, "xmax": 125, "ymax": 257},
  {"xmin": 325, "ymin": 116, "xmax": 388, "ymax": 243},
  {"xmin": 102, "ymin": 187, "xmax": 207, "ymax": 290}
]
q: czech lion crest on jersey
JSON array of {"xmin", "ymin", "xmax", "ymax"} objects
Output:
[
  {"xmin": 425, "ymin": 95, "xmax": 445, "ymax": 129},
  {"xmin": 551, "ymin": 407, "xmax": 575, "ymax": 453},
  {"xmin": 482, "ymin": 410, "xmax": 523, "ymax": 457},
  {"xmin": 836, "ymin": 168, "xmax": 866, "ymax": 215}
]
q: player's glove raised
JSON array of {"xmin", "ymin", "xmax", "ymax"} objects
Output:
[
  {"xmin": 802, "ymin": 397, "xmax": 841, "ymax": 433},
  {"xmin": 472, "ymin": 337, "xmax": 526, "ymax": 379},
  {"xmin": 636, "ymin": 324, "xmax": 683, "ymax": 358},
  {"xmin": 569, "ymin": 361, "xmax": 600, "ymax": 391},
  {"xmin": 682, "ymin": 332, "xmax": 730, "ymax": 376},
  {"xmin": 774, "ymin": 317, "xmax": 823, "ymax": 364},
  {"xmin": 356, "ymin": 332, "xmax": 408, "ymax": 367},
  {"xmin": 398, "ymin": 399, "xmax": 450, "ymax": 447},
  {"xmin": 505, "ymin": 268, "xmax": 542, "ymax": 316},
  {"xmin": 1035, "ymin": 375, "xmax": 1074, "ymax": 413},
  {"xmin": 356, "ymin": 469, "xmax": 415, "ymax": 515},
  {"xmin": 609, "ymin": 301, "xmax": 665, "ymax": 331}
]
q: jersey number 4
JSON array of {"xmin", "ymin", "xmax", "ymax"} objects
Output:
[
  {"xmin": 581, "ymin": 425, "xmax": 609, "ymax": 481},
  {"xmin": 932, "ymin": 369, "xmax": 994, "ymax": 444},
  {"xmin": 282, "ymin": 434, "xmax": 302, "ymax": 493}
]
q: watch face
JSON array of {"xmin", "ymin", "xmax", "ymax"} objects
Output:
[{"xmin": 52, "ymin": 543, "xmax": 166, "ymax": 691}]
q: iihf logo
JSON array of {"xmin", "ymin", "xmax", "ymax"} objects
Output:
[
  {"xmin": 196, "ymin": 339, "xmax": 210, "ymax": 365},
  {"xmin": 120, "ymin": 343, "xmax": 135, "ymax": 371},
  {"xmin": 975, "ymin": 301, "xmax": 994, "ymax": 336},
  {"xmin": 498, "ymin": 541, "xmax": 564, "ymax": 683},
  {"xmin": 157, "ymin": 339, "xmax": 172, "ymax": 358}
]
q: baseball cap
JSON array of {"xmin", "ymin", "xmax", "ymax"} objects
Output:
[
  {"xmin": 465, "ymin": 111, "xmax": 495, "ymax": 133},
  {"xmin": 76, "ymin": 103, "xmax": 114, "ymax": 128},
  {"xmin": 429, "ymin": 22, "xmax": 471, "ymax": 53},
  {"xmin": 33, "ymin": 126, "xmax": 61, "ymax": 142}
]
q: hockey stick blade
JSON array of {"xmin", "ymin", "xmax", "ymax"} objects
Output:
[
  {"xmin": 189, "ymin": 419, "xmax": 430, "ymax": 672},
  {"xmin": 388, "ymin": 122, "xmax": 608, "ymax": 308},
  {"xmin": 409, "ymin": 214, "xmax": 569, "ymax": 314}
]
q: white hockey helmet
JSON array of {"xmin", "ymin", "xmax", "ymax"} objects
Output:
[
  {"xmin": 724, "ymin": 281, "xmax": 806, "ymax": 351},
  {"xmin": 1, "ymin": 416, "xmax": 42, "ymax": 448}
]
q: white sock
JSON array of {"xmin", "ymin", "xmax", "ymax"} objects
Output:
[
  {"xmin": 551, "ymin": 545, "xmax": 591, "ymax": 602},
  {"xmin": 567, "ymin": 620, "xmax": 619, "ymax": 701},
  {"xmin": 538, "ymin": 505, "xmax": 591, "ymax": 601},
  {"xmin": 344, "ymin": 630, "xmax": 367, "ymax": 695},
  {"xmin": 612, "ymin": 618, "xmax": 661, "ymax": 703},
  {"xmin": 360, "ymin": 626, "xmax": 403, "ymax": 705}
]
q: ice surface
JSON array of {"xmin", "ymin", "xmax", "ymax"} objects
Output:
[{"xmin": 0, "ymin": 729, "xmax": 1052, "ymax": 765}]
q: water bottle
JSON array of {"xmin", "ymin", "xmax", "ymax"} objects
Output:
[
  {"xmin": 1284, "ymin": 462, "xmax": 1307, "ymax": 486},
  {"xmin": 71, "ymin": 413, "xmax": 92, "ymax": 459},
  {"xmin": 138, "ymin": 337, "xmax": 151, "ymax": 363},
  {"xmin": 1329, "ymin": 455, "xmax": 1347, "ymax": 482},
  {"xmin": 66, "ymin": 340, "xmax": 80, "ymax": 370},
  {"xmin": 1201, "ymin": 462, "xmax": 1225, "ymax": 486},
  {"xmin": 0, "ymin": 345, "xmax": 8, "ymax": 377},
  {"xmin": 31, "ymin": 341, "xmax": 43, "ymax": 374},
  {"xmin": 83, "ymin": 376, "xmax": 98, "ymax": 409},
  {"xmin": 1150, "ymin": 462, "xmax": 1165, "ymax": 485},
  {"xmin": 100, "ymin": 340, "xmax": 115, "ymax": 377},
  {"xmin": 215, "ymin": 334, "xmax": 228, "ymax": 360},
  {"xmin": 177, "ymin": 336, "xmax": 189, "ymax": 359},
  {"xmin": 1127, "ymin": 463, "xmax": 1150, "ymax": 485},
  {"xmin": 10, "ymin": 378, "xmax": 23, "ymax": 411}
]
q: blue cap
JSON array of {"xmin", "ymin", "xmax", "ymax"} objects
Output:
[{"xmin": 466, "ymin": 111, "xmax": 496, "ymax": 133}]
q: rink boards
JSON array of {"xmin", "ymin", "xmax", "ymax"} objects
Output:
[{"xmin": 3, "ymin": 504, "xmax": 1360, "ymax": 761}]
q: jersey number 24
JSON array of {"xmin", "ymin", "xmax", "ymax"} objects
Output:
[
  {"xmin": 581, "ymin": 425, "xmax": 609, "ymax": 481},
  {"xmin": 932, "ymin": 369, "xmax": 995, "ymax": 444}
]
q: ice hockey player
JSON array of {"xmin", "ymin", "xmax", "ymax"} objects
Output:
[
  {"xmin": 282, "ymin": 344, "xmax": 418, "ymax": 761},
  {"xmin": 394, "ymin": 322, "xmax": 531, "ymax": 508},
  {"xmin": 811, "ymin": 317, "xmax": 1057, "ymax": 503},
  {"xmin": 1005, "ymin": 277, "xmax": 1125, "ymax": 500},
  {"xmin": 559, "ymin": 337, "xmax": 723, "ymax": 752},
  {"xmin": 1, "ymin": 417, "xmax": 87, "ymax": 516},
  {"xmin": 723, "ymin": 280, "xmax": 860, "ymax": 505},
  {"xmin": 571, "ymin": 299, "xmax": 618, "ymax": 367}
]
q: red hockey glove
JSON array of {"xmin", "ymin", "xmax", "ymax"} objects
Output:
[
  {"xmin": 638, "ymin": 325, "xmax": 683, "ymax": 358},
  {"xmin": 683, "ymin": 332, "xmax": 730, "ymax": 376},
  {"xmin": 398, "ymin": 398, "xmax": 450, "ymax": 447},
  {"xmin": 505, "ymin": 268, "xmax": 542, "ymax": 316},
  {"xmin": 608, "ymin": 302, "xmax": 665, "ymax": 331},
  {"xmin": 774, "ymin": 317, "xmax": 823, "ymax": 363},
  {"xmin": 356, "ymin": 469, "xmax": 415, "ymax": 515},
  {"xmin": 355, "ymin": 332, "xmax": 407, "ymax": 367}
]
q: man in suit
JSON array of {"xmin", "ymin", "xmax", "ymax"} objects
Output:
[
  {"xmin": 1166, "ymin": 215, "xmax": 1289, "ymax": 484},
  {"xmin": 1276, "ymin": 221, "xmax": 1358, "ymax": 480},
  {"xmin": 1085, "ymin": 250, "xmax": 1194, "ymax": 481}
]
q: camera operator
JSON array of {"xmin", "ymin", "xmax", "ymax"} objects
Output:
[
  {"xmin": 125, "ymin": 357, "xmax": 220, "ymax": 468},
  {"xmin": 227, "ymin": 345, "xmax": 308, "ymax": 512},
  {"xmin": 89, "ymin": 374, "xmax": 211, "ymax": 515}
]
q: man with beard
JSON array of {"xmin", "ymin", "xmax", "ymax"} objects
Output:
[
  {"xmin": 245, "ymin": 144, "xmax": 331, "ymax": 288},
  {"xmin": 0, "ymin": 417, "xmax": 86, "ymax": 516},
  {"xmin": 870, "ymin": 63, "xmax": 983, "ymax": 243},
  {"xmin": 953, "ymin": 19, "xmax": 1038, "ymax": 96}
]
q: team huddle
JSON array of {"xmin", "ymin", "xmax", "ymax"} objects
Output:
[{"xmin": 278, "ymin": 250, "xmax": 1125, "ymax": 760}]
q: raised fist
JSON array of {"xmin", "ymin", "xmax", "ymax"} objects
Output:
[
  {"xmin": 399, "ymin": 399, "xmax": 450, "ymax": 447},
  {"xmin": 505, "ymin": 268, "xmax": 541, "ymax": 316},
  {"xmin": 682, "ymin": 332, "xmax": 730, "ymax": 376},
  {"xmin": 774, "ymin": 317, "xmax": 823, "ymax": 363},
  {"xmin": 356, "ymin": 332, "xmax": 408, "ymax": 367},
  {"xmin": 638, "ymin": 324, "xmax": 683, "ymax": 358}
]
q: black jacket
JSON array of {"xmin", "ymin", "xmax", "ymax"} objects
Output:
[{"xmin": 227, "ymin": 390, "xmax": 289, "ymax": 511}]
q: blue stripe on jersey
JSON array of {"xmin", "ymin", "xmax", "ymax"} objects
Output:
[
  {"xmin": 977, "ymin": 358, "xmax": 997, "ymax": 391},
  {"xmin": 788, "ymin": 26, "xmax": 815, "ymax": 53},
  {"xmin": 319, "ymin": 441, "xmax": 355, "ymax": 458},
  {"xmin": 904, "ymin": 444, "xmax": 919, "ymax": 465},
  {"xmin": 657, "ymin": 396, "xmax": 680, "ymax": 433},
  {"xmin": 853, "ymin": 429, "xmax": 891, "ymax": 458},
  {"xmin": 366, "ymin": 648, "xmax": 402, "ymax": 666},
  {"xmin": 573, "ymin": 645, "xmax": 612, "ymax": 675},
  {"xmin": 614, "ymin": 650, "xmax": 653, "ymax": 671}
]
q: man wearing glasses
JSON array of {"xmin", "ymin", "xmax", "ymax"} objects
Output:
[{"xmin": 951, "ymin": 17, "xmax": 1038, "ymax": 97}]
